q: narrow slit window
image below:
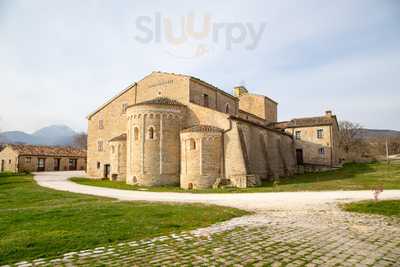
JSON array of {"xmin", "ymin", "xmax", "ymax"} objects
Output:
[
  {"xmin": 203, "ymin": 94, "xmax": 209, "ymax": 107},
  {"xmin": 190, "ymin": 139, "xmax": 196, "ymax": 150},
  {"xmin": 134, "ymin": 127, "xmax": 139, "ymax": 141},
  {"xmin": 148, "ymin": 127, "xmax": 154, "ymax": 140}
]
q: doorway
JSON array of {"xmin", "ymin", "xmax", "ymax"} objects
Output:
[
  {"xmin": 1, "ymin": 160, "xmax": 4, "ymax": 172},
  {"xmin": 37, "ymin": 158, "xmax": 46, "ymax": 172},
  {"xmin": 104, "ymin": 164, "xmax": 111, "ymax": 179},
  {"xmin": 69, "ymin": 159, "xmax": 77, "ymax": 171},
  {"xmin": 54, "ymin": 158, "xmax": 61, "ymax": 171},
  {"xmin": 296, "ymin": 149, "xmax": 304, "ymax": 165}
]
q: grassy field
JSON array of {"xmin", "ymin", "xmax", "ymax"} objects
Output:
[
  {"xmin": 72, "ymin": 162, "xmax": 400, "ymax": 193},
  {"xmin": 343, "ymin": 200, "xmax": 400, "ymax": 218},
  {"xmin": 0, "ymin": 175, "xmax": 248, "ymax": 264}
]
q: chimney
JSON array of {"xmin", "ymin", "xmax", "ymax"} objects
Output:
[
  {"xmin": 325, "ymin": 110, "xmax": 333, "ymax": 117},
  {"xmin": 233, "ymin": 86, "xmax": 248, "ymax": 97}
]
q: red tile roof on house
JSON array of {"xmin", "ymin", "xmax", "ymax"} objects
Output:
[
  {"xmin": 7, "ymin": 144, "xmax": 86, "ymax": 158},
  {"xmin": 129, "ymin": 97, "xmax": 185, "ymax": 108},
  {"xmin": 274, "ymin": 115, "xmax": 338, "ymax": 129}
]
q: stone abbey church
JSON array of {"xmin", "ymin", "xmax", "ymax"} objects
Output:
[{"xmin": 87, "ymin": 71, "xmax": 340, "ymax": 189}]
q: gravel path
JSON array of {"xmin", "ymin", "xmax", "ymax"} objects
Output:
[
  {"xmin": 19, "ymin": 171, "xmax": 400, "ymax": 266},
  {"xmin": 34, "ymin": 171, "xmax": 400, "ymax": 212}
]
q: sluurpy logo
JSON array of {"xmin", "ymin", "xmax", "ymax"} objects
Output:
[{"xmin": 133, "ymin": 13, "xmax": 267, "ymax": 59}]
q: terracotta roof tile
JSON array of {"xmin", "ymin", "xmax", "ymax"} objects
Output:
[
  {"xmin": 274, "ymin": 115, "xmax": 337, "ymax": 129},
  {"xmin": 130, "ymin": 97, "xmax": 185, "ymax": 107},
  {"xmin": 181, "ymin": 125, "xmax": 223, "ymax": 133},
  {"xmin": 7, "ymin": 144, "xmax": 86, "ymax": 157}
]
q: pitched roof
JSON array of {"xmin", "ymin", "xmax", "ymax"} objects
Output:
[
  {"xmin": 181, "ymin": 125, "xmax": 223, "ymax": 133},
  {"xmin": 129, "ymin": 97, "xmax": 185, "ymax": 107},
  {"xmin": 109, "ymin": 133, "xmax": 127, "ymax": 142},
  {"xmin": 6, "ymin": 144, "xmax": 86, "ymax": 157},
  {"xmin": 230, "ymin": 116, "xmax": 293, "ymax": 137},
  {"xmin": 274, "ymin": 115, "xmax": 338, "ymax": 129},
  {"xmin": 238, "ymin": 109, "xmax": 266, "ymax": 121},
  {"xmin": 87, "ymin": 82, "xmax": 136, "ymax": 119}
]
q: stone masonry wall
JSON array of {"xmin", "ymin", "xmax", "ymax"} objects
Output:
[
  {"xmin": 87, "ymin": 71, "xmax": 302, "ymax": 188},
  {"xmin": 235, "ymin": 120, "xmax": 296, "ymax": 180},
  {"xmin": 135, "ymin": 72, "xmax": 190, "ymax": 104},
  {"xmin": 189, "ymin": 80, "xmax": 238, "ymax": 116},
  {"xmin": 0, "ymin": 146, "xmax": 18, "ymax": 172},
  {"xmin": 109, "ymin": 140, "xmax": 127, "ymax": 181},
  {"xmin": 0, "ymin": 146, "xmax": 86, "ymax": 173},
  {"xmin": 286, "ymin": 125, "xmax": 334, "ymax": 166},
  {"xmin": 126, "ymin": 103, "xmax": 185, "ymax": 186},
  {"xmin": 87, "ymin": 85, "xmax": 135, "ymax": 178},
  {"xmin": 180, "ymin": 131, "xmax": 222, "ymax": 189},
  {"xmin": 238, "ymin": 94, "xmax": 277, "ymax": 123},
  {"xmin": 18, "ymin": 156, "xmax": 86, "ymax": 172}
]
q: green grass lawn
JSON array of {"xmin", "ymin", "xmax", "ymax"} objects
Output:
[
  {"xmin": 343, "ymin": 200, "xmax": 400, "ymax": 218},
  {"xmin": 72, "ymin": 162, "xmax": 400, "ymax": 193},
  {"xmin": 0, "ymin": 175, "xmax": 248, "ymax": 265}
]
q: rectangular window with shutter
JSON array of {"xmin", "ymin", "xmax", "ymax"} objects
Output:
[
  {"xmin": 295, "ymin": 131, "xmax": 301, "ymax": 140},
  {"xmin": 317, "ymin": 129, "xmax": 324, "ymax": 139}
]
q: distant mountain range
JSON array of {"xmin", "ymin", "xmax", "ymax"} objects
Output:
[
  {"xmin": 359, "ymin": 129, "xmax": 400, "ymax": 139},
  {"xmin": 0, "ymin": 125, "xmax": 78, "ymax": 146}
]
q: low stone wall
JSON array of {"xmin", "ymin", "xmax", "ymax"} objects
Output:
[{"xmin": 229, "ymin": 175, "xmax": 261, "ymax": 188}]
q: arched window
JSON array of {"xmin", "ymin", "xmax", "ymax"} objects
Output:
[
  {"xmin": 148, "ymin": 127, "xmax": 155, "ymax": 140},
  {"xmin": 189, "ymin": 139, "xmax": 196, "ymax": 150},
  {"xmin": 225, "ymin": 103, "xmax": 230, "ymax": 113},
  {"xmin": 134, "ymin": 127, "xmax": 139, "ymax": 141}
]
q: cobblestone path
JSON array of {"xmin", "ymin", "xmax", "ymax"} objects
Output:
[{"xmin": 7, "ymin": 205, "xmax": 400, "ymax": 267}]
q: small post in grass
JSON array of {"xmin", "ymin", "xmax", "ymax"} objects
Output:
[
  {"xmin": 386, "ymin": 138, "xmax": 390, "ymax": 165},
  {"xmin": 373, "ymin": 185, "xmax": 384, "ymax": 201}
]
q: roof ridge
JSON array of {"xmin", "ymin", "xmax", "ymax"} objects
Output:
[{"xmin": 7, "ymin": 144, "xmax": 86, "ymax": 157}]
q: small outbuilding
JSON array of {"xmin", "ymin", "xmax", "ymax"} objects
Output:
[{"xmin": 0, "ymin": 144, "xmax": 86, "ymax": 173}]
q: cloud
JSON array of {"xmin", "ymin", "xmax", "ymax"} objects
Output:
[{"xmin": 0, "ymin": 0, "xmax": 399, "ymax": 132}]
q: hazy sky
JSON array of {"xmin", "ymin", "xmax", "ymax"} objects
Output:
[{"xmin": 0, "ymin": 0, "xmax": 399, "ymax": 133}]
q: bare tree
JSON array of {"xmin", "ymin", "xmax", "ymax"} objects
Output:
[
  {"xmin": 368, "ymin": 136, "xmax": 400, "ymax": 156},
  {"xmin": 390, "ymin": 137, "xmax": 400, "ymax": 155},
  {"xmin": 338, "ymin": 121, "xmax": 364, "ymax": 154},
  {"xmin": 72, "ymin": 132, "xmax": 87, "ymax": 149}
]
